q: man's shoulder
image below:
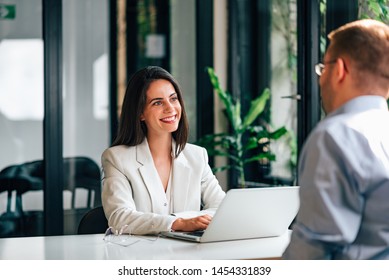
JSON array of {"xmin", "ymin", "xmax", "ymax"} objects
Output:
[{"xmin": 312, "ymin": 113, "xmax": 352, "ymax": 137}]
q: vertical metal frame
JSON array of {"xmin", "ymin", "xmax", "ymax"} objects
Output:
[
  {"xmin": 126, "ymin": 1, "xmax": 137, "ymax": 77},
  {"xmin": 255, "ymin": 0, "xmax": 271, "ymax": 98},
  {"xmin": 196, "ymin": 0, "xmax": 214, "ymax": 139},
  {"xmin": 43, "ymin": 0, "xmax": 63, "ymax": 235},
  {"xmin": 125, "ymin": 0, "xmax": 170, "ymax": 77},
  {"xmin": 228, "ymin": 0, "xmax": 261, "ymax": 184},
  {"xmin": 109, "ymin": 0, "xmax": 118, "ymax": 143},
  {"xmin": 326, "ymin": 0, "xmax": 358, "ymax": 40},
  {"xmin": 296, "ymin": 0, "xmax": 357, "ymax": 160},
  {"xmin": 228, "ymin": 0, "xmax": 255, "ymax": 114},
  {"xmin": 297, "ymin": 0, "xmax": 321, "ymax": 159},
  {"xmin": 228, "ymin": 0, "xmax": 248, "ymax": 185},
  {"xmin": 155, "ymin": 0, "xmax": 170, "ymax": 71}
]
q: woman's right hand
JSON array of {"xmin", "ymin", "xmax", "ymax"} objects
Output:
[{"xmin": 171, "ymin": 214, "xmax": 212, "ymax": 232}]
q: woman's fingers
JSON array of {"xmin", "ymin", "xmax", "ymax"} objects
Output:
[
  {"xmin": 171, "ymin": 215, "xmax": 213, "ymax": 231},
  {"xmin": 192, "ymin": 215, "xmax": 212, "ymax": 229},
  {"xmin": 197, "ymin": 215, "xmax": 212, "ymax": 225}
]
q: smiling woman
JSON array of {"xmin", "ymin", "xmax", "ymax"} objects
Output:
[
  {"xmin": 140, "ymin": 79, "xmax": 182, "ymax": 137},
  {"xmin": 101, "ymin": 66, "xmax": 226, "ymax": 235},
  {"xmin": 140, "ymin": 79, "xmax": 182, "ymax": 192}
]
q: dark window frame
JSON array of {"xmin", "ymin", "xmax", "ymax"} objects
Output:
[
  {"xmin": 43, "ymin": 0, "xmax": 64, "ymax": 235},
  {"xmin": 196, "ymin": 0, "xmax": 214, "ymax": 141}
]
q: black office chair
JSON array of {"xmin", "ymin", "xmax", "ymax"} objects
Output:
[
  {"xmin": 0, "ymin": 161, "xmax": 45, "ymax": 237},
  {"xmin": 13, "ymin": 157, "xmax": 101, "ymax": 209},
  {"xmin": 9, "ymin": 160, "xmax": 45, "ymax": 236},
  {"xmin": 0, "ymin": 164, "xmax": 25, "ymax": 237},
  {"xmin": 77, "ymin": 206, "xmax": 108, "ymax": 234},
  {"xmin": 0, "ymin": 164, "xmax": 23, "ymax": 212},
  {"xmin": 0, "ymin": 157, "xmax": 102, "ymax": 236},
  {"xmin": 62, "ymin": 156, "xmax": 102, "ymax": 234},
  {"xmin": 62, "ymin": 156, "xmax": 102, "ymax": 208}
]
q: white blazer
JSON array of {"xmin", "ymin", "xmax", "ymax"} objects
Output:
[{"xmin": 101, "ymin": 139, "xmax": 226, "ymax": 235}]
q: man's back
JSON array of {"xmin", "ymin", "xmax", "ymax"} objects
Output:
[
  {"xmin": 284, "ymin": 96, "xmax": 389, "ymax": 259},
  {"xmin": 283, "ymin": 19, "xmax": 389, "ymax": 260}
]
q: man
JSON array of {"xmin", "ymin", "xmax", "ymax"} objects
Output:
[{"xmin": 283, "ymin": 19, "xmax": 389, "ymax": 259}]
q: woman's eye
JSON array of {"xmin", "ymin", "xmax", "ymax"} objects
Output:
[{"xmin": 152, "ymin": 101, "xmax": 162, "ymax": 106}]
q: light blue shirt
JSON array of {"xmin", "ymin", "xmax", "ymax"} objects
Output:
[{"xmin": 283, "ymin": 96, "xmax": 389, "ymax": 259}]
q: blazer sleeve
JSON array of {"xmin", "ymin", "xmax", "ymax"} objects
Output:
[
  {"xmin": 101, "ymin": 147, "xmax": 176, "ymax": 235},
  {"xmin": 172, "ymin": 146, "xmax": 226, "ymax": 218},
  {"xmin": 199, "ymin": 147, "xmax": 226, "ymax": 213}
]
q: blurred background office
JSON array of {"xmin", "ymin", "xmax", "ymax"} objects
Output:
[{"xmin": 0, "ymin": 0, "xmax": 387, "ymax": 237}]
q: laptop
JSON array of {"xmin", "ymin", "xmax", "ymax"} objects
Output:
[{"xmin": 162, "ymin": 186, "xmax": 300, "ymax": 243}]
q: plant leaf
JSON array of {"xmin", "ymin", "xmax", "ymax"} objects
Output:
[
  {"xmin": 233, "ymin": 99, "xmax": 242, "ymax": 131},
  {"xmin": 244, "ymin": 153, "xmax": 276, "ymax": 164},
  {"xmin": 242, "ymin": 88, "xmax": 270, "ymax": 128},
  {"xmin": 243, "ymin": 137, "xmax": 259, "ymax": 151},
  {"xmin": 212, "ymin": 165, "xmax": 233, "ymax": 173},
  {"xmin": 206, "ymin": 67, "xmax": 238, "ymax": 130},
  {"xmin": 269, "ymin": 126, "xmax": 288, "ymax": 140}
]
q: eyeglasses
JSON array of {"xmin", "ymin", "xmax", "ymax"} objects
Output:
[
  {"xmin": 103, "ymin": 225, "xmax": 159, "ymax": 247},
  {"xmin": 315, "ymin": 60, "xmax": 337, "ymax": 76}
]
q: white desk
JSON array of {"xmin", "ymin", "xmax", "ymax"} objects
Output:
[{"xmin": 0, "ymin": 231, "xmax": 291, "ymax": 260}]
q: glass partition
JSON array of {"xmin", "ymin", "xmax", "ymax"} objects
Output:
[
  {"xmin": 270, "ymin": 0, "xmax": 298, "ymax": 183},
  {"xmin": 0, "ymin": 0, "xmax": 110, "ymax": 237},
  {"xmin": 62, "ymin": 0, "xmax": 110, "ymax": 234},
  {"xmin": 0, "ymin": 0, "xmax": 44, "ymax": 237}
]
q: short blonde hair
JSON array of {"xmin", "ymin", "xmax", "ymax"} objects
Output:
[{"xmin": 328, "ymin": 19, "xmax": 389, "ymax": 82}]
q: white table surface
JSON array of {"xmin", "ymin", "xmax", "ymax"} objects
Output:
[{"xmin": 0, "ymin": 231, "xmax": 291, "ymax": 260}]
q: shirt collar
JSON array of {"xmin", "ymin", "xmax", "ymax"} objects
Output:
[{"xmin": 328, "ymin": 95, "xmax": 388, "ymax": 118}]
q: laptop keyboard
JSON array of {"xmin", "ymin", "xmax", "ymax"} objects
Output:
[{"xmin": 184, "ymin": 230, "xmax": 204, "ymax": 237}]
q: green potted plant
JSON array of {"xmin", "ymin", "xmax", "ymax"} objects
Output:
[{"xmin": 196, "ymin": 67, "xmax": 288, "ymax": 188}]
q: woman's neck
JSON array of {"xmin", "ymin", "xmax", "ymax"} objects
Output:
[
  {"xmin": 147, "ymin": 133, "xmax": 172, "ymax": 158},
  {"xmin": 147, "ymin": 133, "xmax": 173, "ymax": 192}
]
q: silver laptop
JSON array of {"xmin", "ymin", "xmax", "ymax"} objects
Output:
[{"xmin": 162, "ymin": 186, "xmax": 300, "ymax": 243}]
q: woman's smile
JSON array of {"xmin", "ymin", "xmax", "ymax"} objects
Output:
[{"xmin": 160, "ymin": 114, "xmax": 178, "ymax": 123}]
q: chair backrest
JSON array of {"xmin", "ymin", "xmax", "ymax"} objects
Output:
[
  {"xmin": 63, "ymin": 157, "xmax": 102, "ymax": 208},
  {"xmin": 77, "ymin": 206, "xmax": 108, "ymax": 234},
  {"xmin": 16, "ymin": 160, "xmax": 45, "ymax": 194},
  {"xmin": 0, "ymin": 162, "xmax": 43, "ymax": 215},
  {"xmin": 0, "ymin": 164, "xmax": 22, "ymax": 208},
  {"xmin": 0, "ymin": 164, "xmax": 24, "ymax": 237}
]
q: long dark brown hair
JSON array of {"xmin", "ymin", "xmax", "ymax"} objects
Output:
[{"xmin": 112, "ymin": 66, "xmax": 189, "ymax": 157}]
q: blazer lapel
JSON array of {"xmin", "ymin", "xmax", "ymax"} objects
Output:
[
  {"xmin": 171, "ymin": 148, "xmax": 191, "ymax": 212},
  {"xmin": 136, "ymin": 139, "xmax": 166, "ymax": 213}
]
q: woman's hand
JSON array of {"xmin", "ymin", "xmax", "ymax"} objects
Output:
[{"xmin": 171, "ymin": 214, "xmax": 212, "ymax": 232}]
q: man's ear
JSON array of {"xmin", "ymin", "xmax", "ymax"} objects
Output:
[{"xmin": 335, "ymin": 57, "xmax": 348, "ymax": 82}]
